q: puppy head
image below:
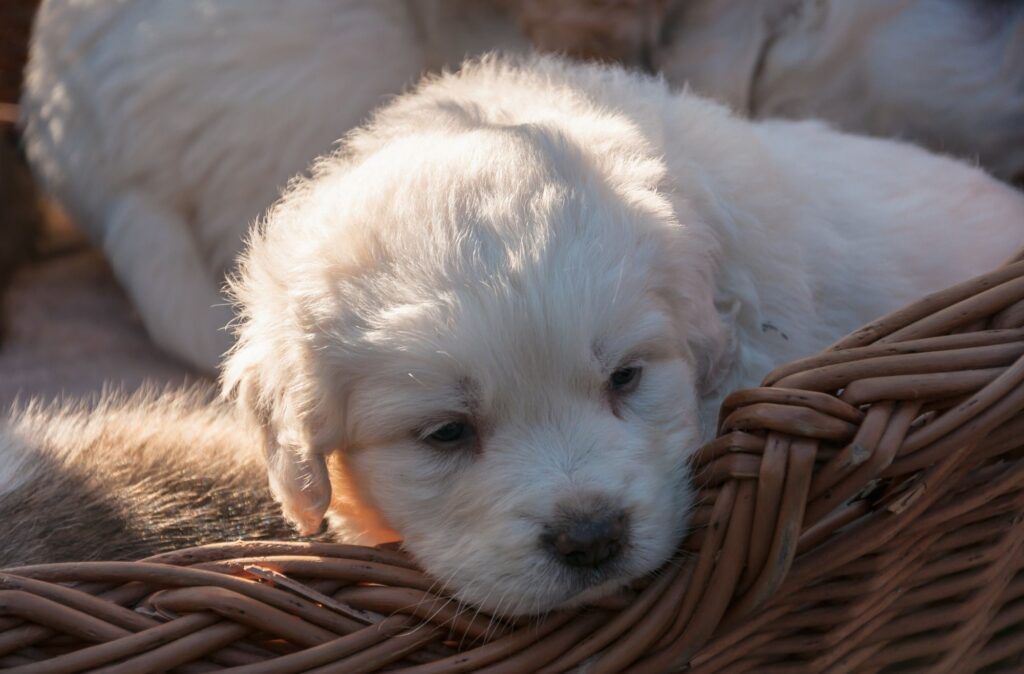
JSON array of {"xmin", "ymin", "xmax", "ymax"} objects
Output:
[{"xmin": 225, "ymin": 97, "xmax": 725, "ymax": 614}]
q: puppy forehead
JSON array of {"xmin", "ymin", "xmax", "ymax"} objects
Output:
[
  {"xmin": 314, "ymin": 123, "xmax": 684, "ymax": 429},
  {"xmin": 354, "ymin": 288, "xmax": 675, "ymax": 410},
  {"xmin": 316, "ymin": 126, "xmax": 676, "ymax": 336},
  {"xmin": 339, "ymin": 246, "xmax": 681, "ymax": 440}
]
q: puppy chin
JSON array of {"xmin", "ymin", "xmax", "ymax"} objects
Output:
[
  {"xmin": 452, "ymin": 560, "xmax": 652, "ymax": 617},
  {"xmin": 448, "ymin": 520, "xmax": 689, "ymax": 617},
  {"xmin": 558, "ymin": 575, "xmax": 636, "ymax": 609},
  {"xmin": 479, "ymin": 585, "xmax": 625, "ymax": 618},
  {"xmin": 448, "ymin": 578, "xmax": 593, "ymax": 618}
]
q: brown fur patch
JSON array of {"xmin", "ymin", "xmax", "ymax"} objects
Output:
[{"xmin": 0, "ymin": 386, "xmax": 326, "ymax": 566}]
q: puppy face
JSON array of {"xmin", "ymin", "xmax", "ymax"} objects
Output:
[{"xmin": 227, "ymin": 120, "xmax": 722, "ymax": 615}]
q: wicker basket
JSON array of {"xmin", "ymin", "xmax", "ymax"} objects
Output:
[
  {"xmin": 3, "ymin": 251, "xmax": 1023, "ymax": 673},
  {"xmin": 4, "ymin": 3, "xmax": 1023, "ymax": 671}
]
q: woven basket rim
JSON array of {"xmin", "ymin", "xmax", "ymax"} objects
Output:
[{"xmin": 4, "ymin": 252, "xmax": 1024, "ymax": 672}]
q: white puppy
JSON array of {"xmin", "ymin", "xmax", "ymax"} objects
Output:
[{"xmin": 222, "ymin": 56, "xmax": 1024, "ymax": 615}]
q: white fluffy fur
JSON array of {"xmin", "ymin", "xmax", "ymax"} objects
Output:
[
  {"xmin": 223, "ymin": 55, "xmax": 1024, "ymax": 615},
  {"xmin": 657, "ymin": 0, "xmax": 1024, "ymax": 181},
  {"xmin": 19, "ymin": 0, "xmax": 534, "ymax": 372}
]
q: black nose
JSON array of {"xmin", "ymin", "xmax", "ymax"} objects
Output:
[{"xmin": 544, "ymin": 509, "xmax": 628, "ymax": 569}]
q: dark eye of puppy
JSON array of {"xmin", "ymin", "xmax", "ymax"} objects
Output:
[
  {"xmin": 609, "ymin": 365, "xmax": 642, "ymax": 393},
  {"xmin": 426, "ymin": 421, "xmax": 471, "ymax": 445}
]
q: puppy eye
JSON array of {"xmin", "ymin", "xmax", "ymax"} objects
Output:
[
  {"xmin": 609, "ymin": 366, "xmax": 642, "ymax": 393},
  {"xmin": 426, "ymin": 422, "xmax": 471, "ymax": 445}
]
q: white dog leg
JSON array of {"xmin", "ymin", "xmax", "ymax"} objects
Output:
[{"xmin": 101, "ymin": 193, "xmax": 234, "ymax": 373}]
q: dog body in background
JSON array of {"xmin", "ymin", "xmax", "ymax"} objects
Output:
[
  {"xmin": 18, "ymin": 0, "xmax": 539, "ymax": 373},
  {"xmin": 655, "ymin": 0, "xmax": 1024, "ymax": 182}
]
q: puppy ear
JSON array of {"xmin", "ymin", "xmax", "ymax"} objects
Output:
[
  {"xmin": 223, "ymin": 353, "xmax": 333, "ymax": 535},
  {"xmin": 698, "ymin": 295, "xmax": 740, "ymax": 394},
  {"xmin": 263, "ymin": 433, "xmax": 331, "ymax": 535},
  {"xmin": 650, "ymin": 223, "xmax": 739, "ymax": 396}
]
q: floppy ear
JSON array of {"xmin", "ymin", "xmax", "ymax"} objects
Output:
[
  {"xmin": 651, "ymin": 258, "xmax": 738, "ymax": 398},
  {"xmin": 648, "ymin": 214, "xmax": 739, "ymax": 397},
  {"xmin": 696, "ymin": 294, "xmax": 740, "ymax": 395},
  {"xmin": 263, "ymin": 431, "xmax": 332, "ymax": 535},
  {"xmin": 223, "ymin": 352, "xmax": 333, "ymax": 535},
  {"xmin": 680, "ymin": 250, "xmax": 740, "ymax": 390}
]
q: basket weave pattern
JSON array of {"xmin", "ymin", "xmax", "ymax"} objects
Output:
[{"xmin": 3, "ymin": 256, "xmax": 1024, "ymax": 673}]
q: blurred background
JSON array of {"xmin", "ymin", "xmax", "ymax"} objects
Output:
[{"xmin": 1, "ymin": 0, "xmax": 199, "ymax": 411}]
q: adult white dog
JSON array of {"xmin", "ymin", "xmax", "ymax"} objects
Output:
[
  {"xmin": 18, "ymin": 0, "xmax": 538, "ymax": 373},
  {"xmin": 216, "ymin": 56, "xmax": 1024, "ymax": 615},
  {"xmin": 488, "ymin": 0, "xmax": 1024, "ymax": 181},
  {"xmin": 654, "ymin": 0, "xmax": 1024, "ymax": 183}
]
